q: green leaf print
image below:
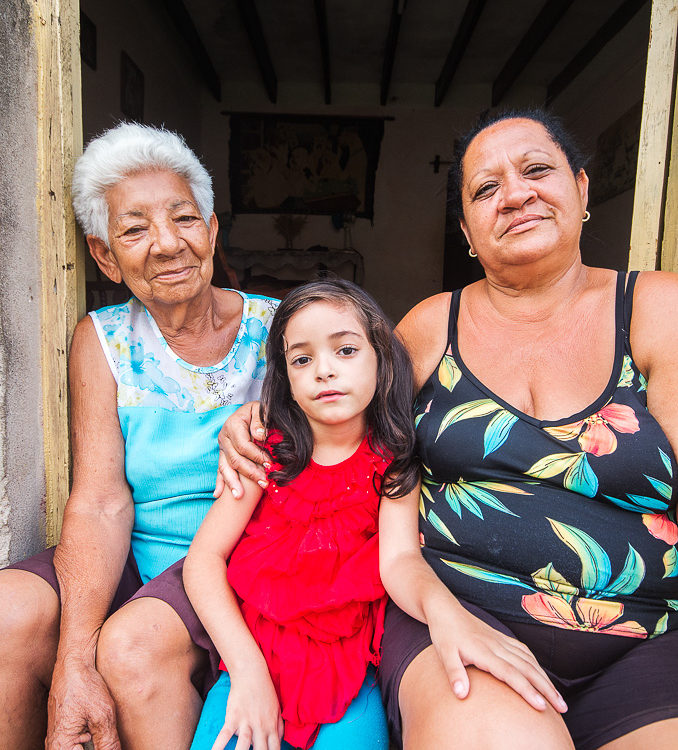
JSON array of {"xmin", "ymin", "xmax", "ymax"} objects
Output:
[
  {"xmin": 526, "ymin": 453, "xmax": 580, "ymax": 479},
  {"xmin": 616, "ymin": 355, "xmax": 634, "ymax": 388},
  {"xmin": 604, "ymin": 545, "xmax": 646, "ymax": 598},
  {"xmin": 563, "ymin": 453, "xmax": 599, "ymax": 498},
  {"xmin": 438, "ymin": 355, "xmax": 461, "ymax": 393},
  {"xmin": 663, "ymin": 547, "xmax": 678, "ymax": 579},
  {"xmin": 483, "ymin": 410, "xmax": 519, "ymax": 458},
  {"xmin": 435, "ymin": 399, "xmax": 500, "ymax": 441},
  {"xmin": 644, "ymin": 474, "xmax": 672, "ymax": 501},
  {"xmin": 441, "ymin": 560, "xmax": 535, "ymax": 592},
  {"xmin": 650, "ymin": 612, "xmax": 669, "ymax": 639},
  {"xmin": 659, "ymin": 447, "xmax": 673, "ymax": 478},
  {"xmin": 530, "ymin": 563, "xmax": 578, "ymax": 602},
  {"xmin": 444, "ymin": 484, "xmax": 462, "ymax": 518},
  {"xmin": 666, "ymin": 599, "xmax": 678, "ymax": 611},
  {"xmin": 547, "ymin": 518, "xmax": 612, "ymax": 593},
  {"xmin": 428, "ymin": 510, "xmax": 459, "ymax": 545}
]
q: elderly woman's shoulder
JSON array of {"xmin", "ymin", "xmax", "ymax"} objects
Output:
[
  {"xmin": 632, "ymin": 270, "xmax": 678, "ymax": 316},
  {"xmin": 397, "ymin": 293, "xmax": 451, "ymax": 338}
]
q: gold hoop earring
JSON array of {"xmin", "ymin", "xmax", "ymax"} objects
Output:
[
  {"xmin": 582, "ymin": 210, "xmax": 591, "ymax": 222},
  {"xmin": 468, "ymin": 248, "xmax": 478, "ymax": 258}
]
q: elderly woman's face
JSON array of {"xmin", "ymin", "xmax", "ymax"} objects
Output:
[
  {"xmin": 91, "ymin": 170, "xmax": 217, "ymax": 307},
  {"xmin": 459, "ymin": 118, "xmax": 588, "ymax": 273}
]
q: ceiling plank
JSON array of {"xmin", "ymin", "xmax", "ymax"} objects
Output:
[
  {"xmin": 380, "ymin": 0, "xmax": 405, "ymax": 106},
  {"xmin": 546, "ymin": 0, "xmax": 649, "ymax": 106},
  {"xmin": 314, "ymin": 0, "xmax": 331, "ymax": 105},
  {"xmin": 491, "ymin": 0, "xmax": 574, "ymax": 107},
  {"xmin": 434, "ymin": 0, "xmax": 487, "ymax": 107},
  {"xmin": 159, "ymin": 0, "xmax": 221, "ymax": 101},
  {"xmin": 235, "ymin": 0, "xmax": 277, "ymax": 103}
]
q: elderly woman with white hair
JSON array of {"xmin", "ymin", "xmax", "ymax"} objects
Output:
[{"xmin": 0, "ymin": 123, "xmax": 278, "ymax": 749}]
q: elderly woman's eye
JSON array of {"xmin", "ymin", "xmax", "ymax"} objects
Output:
[
  {"xmin": 526, "ymin": 164, "xmax": 550, "ymax": 176},
  {"xmin": 474, "ymin": 183, "xmax": 497, "ymax": 199},
  {"xmin": 124, "ymin": 226, "xmax": 144, "ymax": 236}
]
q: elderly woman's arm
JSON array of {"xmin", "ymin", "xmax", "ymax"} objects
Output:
[{"xmin": 47, "ymin": 316, "xmax": 134, "ymax": 750}]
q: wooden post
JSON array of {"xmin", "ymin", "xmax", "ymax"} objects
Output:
[
  {"xmin": 34, "ymin": 0, "xmax": 85, "ymax": 545},
  {"xmin": 628, "ymin": 0, "xmax": 678, "ymax": 271},
  {"xmin": 661, "ymin": 65, "xmax": 678, "ymax": 271}
]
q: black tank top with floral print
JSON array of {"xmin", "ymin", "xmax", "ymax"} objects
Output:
[{"xmin": 415, "ymin": 271, "xmax": 678, "ymax": 638}]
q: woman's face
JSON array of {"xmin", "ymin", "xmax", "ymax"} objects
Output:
[
  {"xmin": 89, "ymin": 169, "xmax": 217, "ymax": 308},
  {"xmin": 459, "ymin": 118, "xmax": 588, "ymax": 276}
]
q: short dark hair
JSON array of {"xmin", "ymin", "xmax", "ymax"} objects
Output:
[
  {"xmin": 447, "ymin": 108, "xmax": 586, "ymax": 219},
  {"xmin": 261, "ymin": 278, "xmax": 419, "ymax": 498}
]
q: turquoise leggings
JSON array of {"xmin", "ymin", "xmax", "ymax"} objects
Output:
[{"xmin": 190, "ymin": 667, "xmax": 389, "ymax": 750}]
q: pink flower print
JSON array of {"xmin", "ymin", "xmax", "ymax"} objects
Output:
[
  {"xmin": 522, "ymin": 592, "xmax": 647, "ymax": 638},
  {"xmin": 643, "ymin": 513, "xmax": 678, "ymax": 545},
  {"xmin": 547, "ymin": 403, "xmax": 639, "ymax": 457}
]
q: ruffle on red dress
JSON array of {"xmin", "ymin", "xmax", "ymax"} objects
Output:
[{"xmin": 224, "ymin": 432, "xmax": 389, "ymax": 749}]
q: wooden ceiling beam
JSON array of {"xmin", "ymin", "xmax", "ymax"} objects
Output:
[
  {"xmin": 546, "ymin": 0, "xmax": 649, "ymax": 106},
  {"xmin": 314, "ymin": 0, "xmax": 331, "ymax": 105},
  {"xmin": 434, "ymin": 0, "xmax": 487, "ymax": 107},
  {"xmin": 235, "ymin": 0, "xmax": 277, "ymax": 103},
  {"xmin": 491, "ymin": 0, "xmax": 574, "ymax": 107},
  {"xmin": 159, "ymin": 0, "xmax": 221, "ymax": 101},
  {"xmin": 380, "ymin": 0, "xmax": 406, "ymax": 106}
]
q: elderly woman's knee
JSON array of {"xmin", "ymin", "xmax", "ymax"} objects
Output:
[
  {"xmin": 96, "ymin": 597, "xmax": 192, "ymax": 689},
  {"xmin": 0, "ymin": 569, "xmax": 59, "ymax": 668}
]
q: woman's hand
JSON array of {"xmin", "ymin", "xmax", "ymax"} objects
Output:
[
  {"xmin": 215, "ymin": 402, "xmax": 270, "ymax": 499},
  {"xmin": 211, "ymin": 671, "xmax": 284, "ymax": 750},
  {"xmin": 427, "ymin": 601, "xmax": 567, "ymax": 714},
  {"xmin": 47, "ymin": 654, "xmax": 120, "ymax": 750}
]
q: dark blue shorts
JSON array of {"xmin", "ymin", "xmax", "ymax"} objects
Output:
[{"xmin": 378, "ymin": 599, "xmax": 678, "ymax": 750}]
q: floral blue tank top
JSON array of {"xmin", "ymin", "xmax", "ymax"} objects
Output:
[
  {"xmin": 415, "ymin": 272, "xmax": 678, "ymax": 639},
  {"xmin": 89, "ymin": 291, "xmax": 278, "ymax": 583}
]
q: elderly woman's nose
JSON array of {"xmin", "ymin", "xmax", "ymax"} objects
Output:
[{"xmin": 150, "ymin": 218, "xmax": 182, "ymax": 253}]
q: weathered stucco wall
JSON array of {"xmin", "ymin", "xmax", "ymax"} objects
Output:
[{"xmin": 0, "ymin": 1, "xmax": 46, "ymax": 564}]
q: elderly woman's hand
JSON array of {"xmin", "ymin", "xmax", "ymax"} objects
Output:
[
  {"xmin": 47, "ymin": 654, "xmax": 120, "ymax": 750},
  {"xmin": 215, "ymin": 402, "xmax": 270, "ymax": 499}
]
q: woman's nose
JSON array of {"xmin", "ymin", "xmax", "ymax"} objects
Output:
[
  {"xmin": 150, "ymin": 218, "xmax": 182, "ymax": 254},
  {"xmin": 499, "ymin": 175, "xmax": 536, "ymax": 211}
]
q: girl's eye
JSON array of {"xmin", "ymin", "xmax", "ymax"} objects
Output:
[
  {"xmin": 338, "ymin": 345, "xmax": 357, "ymax": 356},
  {"xmin": 291, "ymin": 355, "xmax": 311, "ymax": 367}
]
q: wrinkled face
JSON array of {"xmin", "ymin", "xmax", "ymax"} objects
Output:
[
  {"xmin": 89, "ymin": 170, "xmax": 217, "ymax": 307},
  {"xmin": 459, "ymin": 118, "xmax": 588, "ymax": 272},
  {"xmin": 283, "ymin": 301, "xmax": 378, "ymax": 436}
]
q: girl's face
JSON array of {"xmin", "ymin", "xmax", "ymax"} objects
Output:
[{"xmin": 283, "ymin": 301, "xmax": 378, "ymax": 436}]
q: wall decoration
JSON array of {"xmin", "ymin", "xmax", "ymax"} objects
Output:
[
  {"xmin": 120, "ymin": 51, "xmax": 144, "ymax": 122},
  {"xmin": 80, "ymin": 11, "xmax": 97, "ymax": 71},
  {"xmin": 588, "ymin": 102, "xmax": 642, "ymax": 207},
  {"xmin": 229, "ymin": 114, "xmax": 385, "ymax": 220}
]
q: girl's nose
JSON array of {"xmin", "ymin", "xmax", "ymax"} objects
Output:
[{"xmin": 314, "ymin": 356, "xmax": 336, "ymax": 380}]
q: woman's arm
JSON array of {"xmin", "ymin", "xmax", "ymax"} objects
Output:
[
  {"xmin": 48, "ymin": 316, "xmax": 136, "ymax": 750},
  {"xmin": 183, "ymin": 478, "xmax": 284, "ymax": 750},
  {"xmin": 628, "ymin": 271, "xmax": 678, "ymax": 458},
  {"xmin": 379, "ymin": 483, "xmax": 567, "ymax": 713}
]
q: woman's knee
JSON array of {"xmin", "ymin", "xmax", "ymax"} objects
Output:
[
  {"xmin": 96, "ymin": 596, "xmax": 197, "ymax": 693},
  {"xmin": 0, "ymin": 569, "xmax": 59, "ymax": 675}
]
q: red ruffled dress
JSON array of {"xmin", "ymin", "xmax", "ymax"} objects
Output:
[{"xmin": 223, "ymin": 432, "xmax": 389, "ymax": 749}]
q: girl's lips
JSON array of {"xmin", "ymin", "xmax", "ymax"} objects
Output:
[{"xmin": 315, "ymin": 391, "xmax": 344, "ymax": 402}]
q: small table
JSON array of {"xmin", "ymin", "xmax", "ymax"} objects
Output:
[{"xmin": 225, "ymin": 247, "xmax": 364, "ymax": 287}]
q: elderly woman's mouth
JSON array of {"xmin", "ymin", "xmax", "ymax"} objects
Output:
[
  {"xmin": 153, "ymin": 267, "xmax": 196, "ymax": 280},
  {"xmin": 502, "ymin": 214, "xmax": 545, "ymax": 235}
]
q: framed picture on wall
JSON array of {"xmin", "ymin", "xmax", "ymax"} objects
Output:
[
  {"xmin": 229, "ymin": 114, "xmax": 385, "ymax": 220},
  {"xmin": 120, "ymin": 51, "xmax": 144, "ymax": 122}
]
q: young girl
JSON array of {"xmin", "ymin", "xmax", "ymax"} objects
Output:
[{"xmin": 184, "ymin": 279, "xmax": 419, "ymax": 750}]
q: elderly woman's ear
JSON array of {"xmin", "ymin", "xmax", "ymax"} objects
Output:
[
  {"xmin": 87, "ymin": 235, "xmax": 123, "ymax": 284},
  {"xmin": 209, "ymin": 212, "xmax": 219, "ymax": 253}
]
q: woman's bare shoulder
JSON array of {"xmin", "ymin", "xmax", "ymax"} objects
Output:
[
  {"xmin": 396, "ymin": 293, "xmax": 452, "ymax": 390},
  {"xmin": 629, "ymin": 271, "xmax": 678, "ymax": 370}
]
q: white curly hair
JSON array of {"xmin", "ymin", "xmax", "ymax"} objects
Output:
[{"xmin": 72, "ymin": 122, "xmax": 213, "ymax": 241}]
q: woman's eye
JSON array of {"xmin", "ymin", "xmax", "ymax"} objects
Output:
[
  {"xmin": 177, "ymin": 214, "xmax": 199, "ymax": 223},
  {"xmin": 473, "ymin": 183, "xmax": 497, "ymax": 199},
  {"xmin": 525, "ymin": 164, "xmax": 550, "ymax": 176},
  {"xmin": 123, "ymin": 226, "xmax": 144, "ymax": 236}
]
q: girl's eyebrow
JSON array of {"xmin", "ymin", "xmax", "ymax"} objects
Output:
[{"xmin": 286, "ymin": 330, "xmax": 363, "ymax": 353}]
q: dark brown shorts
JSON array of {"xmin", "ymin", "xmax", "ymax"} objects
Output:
[
  {"xmin": 378, "ymin": 599, "xmax": 678, "ymax": 750},
  {"xmin": 8, "ymin": 547, "xmax": 220, "ymax": 698}
]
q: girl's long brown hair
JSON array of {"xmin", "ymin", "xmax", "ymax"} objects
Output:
[{"xmin": 261, "ymin": 278, "xmax": 419, "ymax": 498}]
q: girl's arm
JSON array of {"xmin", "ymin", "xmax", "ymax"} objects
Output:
[
  {"xmin": 379, "ymin": 482, "xmax": 567, "ymax": 714},
  {"xmin": 183, "ymin": 478, "xmax": 284, "ymax": 750}
]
